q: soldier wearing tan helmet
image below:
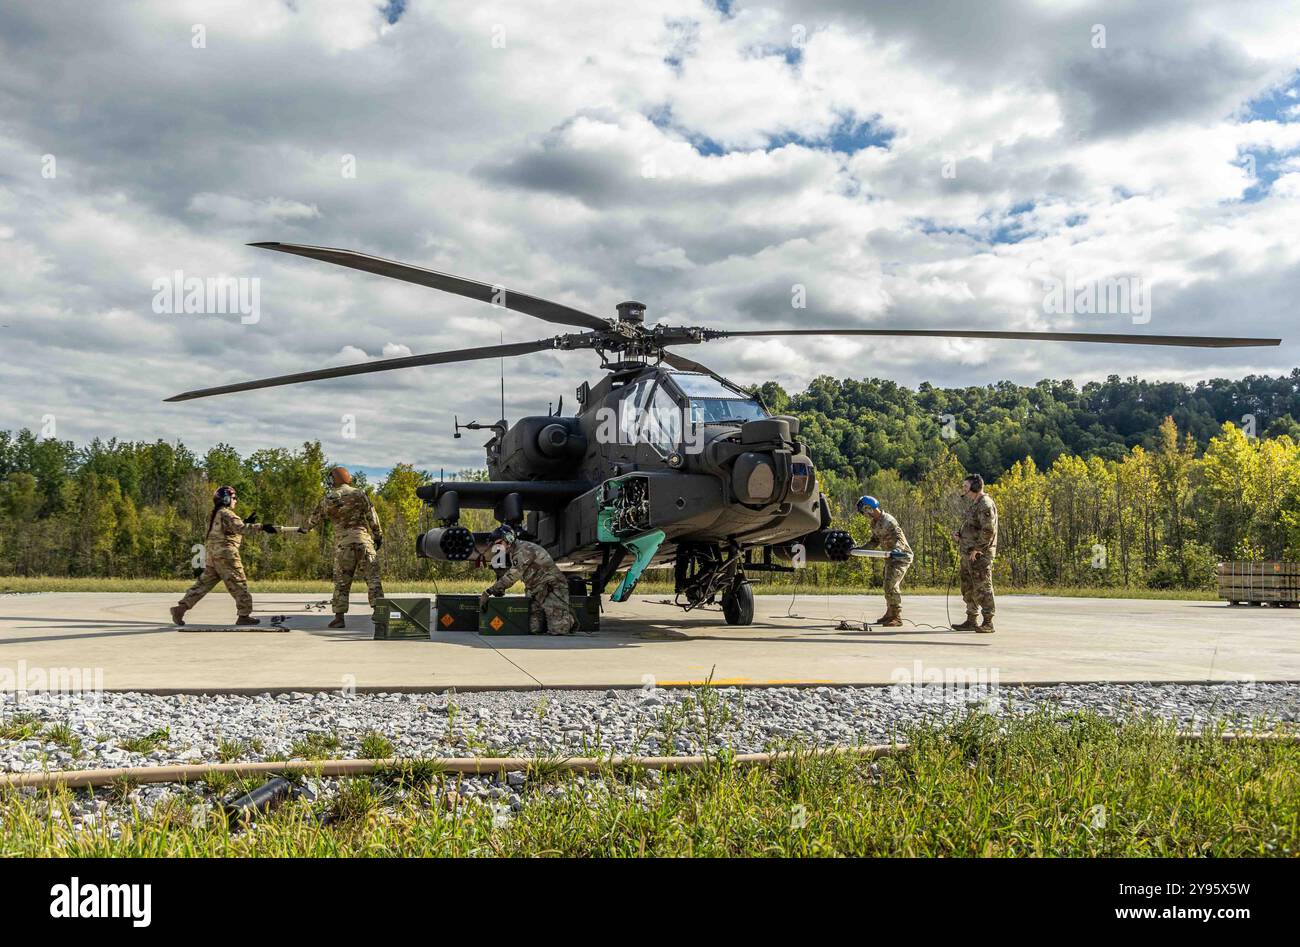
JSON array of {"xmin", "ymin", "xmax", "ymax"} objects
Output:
[
  {"xmin": 172, "ymin": 486, "xmax": 279, "ymax": 626},
  {"xmin": 300, "ymin": 466, "xmax": 384, "ymax": 628}
]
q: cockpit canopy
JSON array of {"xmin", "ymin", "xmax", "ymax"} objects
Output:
[
  {"xmin": 665, "ymin": 371, "xmax": 768, "ymax": 424},
  {"xmin": 611, "ymin": 369, "xmax": 769, "ymax": 457}
]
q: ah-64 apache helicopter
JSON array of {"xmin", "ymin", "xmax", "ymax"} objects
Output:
[{"xmin": 168, "ymin": 243, "xmax": 1280, "ymax": 625}]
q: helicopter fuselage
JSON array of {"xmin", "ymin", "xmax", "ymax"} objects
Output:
[{"xmin": 416, "ymin": 363, "xmax": 835, "ymax": 595}]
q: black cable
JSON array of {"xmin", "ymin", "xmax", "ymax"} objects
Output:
[
  {"xmin": 429, "ymin": 570, "xmax": 546, "ymax": 687},
  {"xmin": 888, "ymin": 570, "xmax": 958, "ymax": 631},
  {"xmin": 777, "ymin": 568, "xmax": 960, "ymax": 631}
]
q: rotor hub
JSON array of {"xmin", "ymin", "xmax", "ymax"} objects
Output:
[{"xmin": 616, "ymin": 301, "xmax": 646, "ymax": 324}]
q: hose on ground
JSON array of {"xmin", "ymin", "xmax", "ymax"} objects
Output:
[
  {"xmin": 0, "ymin": 744, "xmax": 903, "ymax": 791},
  {"xmin": 1, "ymin": 733, "xmax": 1293, "ymax": 792}
]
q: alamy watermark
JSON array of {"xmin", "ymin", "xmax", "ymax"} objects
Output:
[
  {"xmin": 1, "ymin": 659, "xmax": 104, "ymax": 702},
  {"xmin": 1036, "ymin": 267, "xmax": 1152, "ymax": 325},
  {"xmin": 152, "ymin": 270, "xmax": 260, "ymax": 325},
  {"xmin": 889, "ymin": 660, "xmax": 1001, "ymax": 706},
  {"xmin": 594, "ymin": 401, "xmax": 706, "ymax": 455}
]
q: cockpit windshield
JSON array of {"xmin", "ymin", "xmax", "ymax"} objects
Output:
[{"xmin": 667, "ymin": 372, "xmax": 769, "ymax": 424}]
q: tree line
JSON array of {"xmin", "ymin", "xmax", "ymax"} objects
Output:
[{"xmin": 1, "ymin": 369, "xmax": 1297, "ymax": 590}]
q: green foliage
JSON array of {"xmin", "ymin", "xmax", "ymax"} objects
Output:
[
  {"xmin": 2, "ymin": 712, "xmax": 1296, "ymax": 857},
  {"xmin": 290, "ymin": 732, "xmax": 342, "ymax": 760},
  {"xmin": 1, "ymin": 368, "xmax": 1298, "ymax": 591}
]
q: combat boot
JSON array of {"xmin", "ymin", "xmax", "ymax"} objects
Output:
[
  {"xmin": 328, "ymin": 614, "xmax": 346, "ymax": 629},
  {"xmin": 951, "ymin": 615, "xmax": 980, "ymax": 631},
  {"xmin": 170, "ymin": 605, "xmax": 187, "ymax": 627},
  {"xmin": 977, "ymin": 616, "xmax": 996, "ymax": 634},
  {"xmin": 874, "ymin": 609, "xmax": 892, "ymax": 624},
  {"xmin": 880, "ymin": 608, "xmax": 903, "ymax": 628},
  {"xmin": 235, "ymin": 615, "xmax": 260, "ymax": 626}
]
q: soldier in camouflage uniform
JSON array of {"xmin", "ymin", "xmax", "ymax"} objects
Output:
[
  {"xmin": 300, "ymin": 467, "xmax": 384, "ymax": 629},
  {"xmin": 479, "ymin": 525, "xmax": 576, "ymax": 636},
  {"xmin": 952, "ymin": 473, "xmax": 998, "ymax": 633},
  {"xmin": 856, "ymin": 495, "xmax": 914, "ymax": 627},
  {"xmin": 171, "ymin": 486, "xmax": 278, "ymax": 626}
]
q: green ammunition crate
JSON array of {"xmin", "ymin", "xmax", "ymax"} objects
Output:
[
  {"xmin": 371, "ymin": 597, "xmax": 432, "ymax": 640},
  {"xmin": 478, "ymin": 594, "xmax": 600, "ymax": 635},
  {"xmin": 572, "ymin": 594, "xmax": 600, "ymax": 632},
  {"xmin": 434, "ymin": 594, "xmax": 481, "ymax": 632},
  {"xmin": 479, "ymin": 596, "xmax": 533, "ymax": 635}
]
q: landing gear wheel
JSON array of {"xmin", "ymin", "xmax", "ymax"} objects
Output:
[{"xmin": 722, "ymin": 581, "xmax": 754, "ymax": 626}]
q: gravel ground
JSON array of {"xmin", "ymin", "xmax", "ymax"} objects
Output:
[
  {"xmin": 3, "ymin": 681, "xmax": 1296, "ymax": 772},
  {"xmin": 2, "ymin": 682, "xmax": 1296, "ymax": 832}
]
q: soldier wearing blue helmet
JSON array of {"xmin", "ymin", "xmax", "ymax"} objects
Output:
[{"xmin": 856, "ymin": 495, "xmax": 913, "ymax": 626}]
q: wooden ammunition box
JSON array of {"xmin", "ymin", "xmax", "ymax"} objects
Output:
[{"xmin": 1217, "ymin": 562, "xmax": 1300, "ymax": 608}]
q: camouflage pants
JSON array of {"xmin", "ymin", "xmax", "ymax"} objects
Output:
[
  {"xmin": 882, "ymin": 557, "xmax": 911, "ymax": 609},
  {"xmin": 179, "ymin": 553, "xmax": 253, "ymax": 617},
  {"xmin": 959, "ymin": 552, "xmax": 995, "ymax": 618},
  {"xmin": 530, "ymin": 581, "xmax": 576, "ymax": 635},
  {"xmin": 332, "ymin": 542, "xmax": 383, "ymax": 614}
]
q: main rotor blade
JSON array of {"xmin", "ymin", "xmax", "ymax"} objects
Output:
[
  {"xmin": 250, "ymin": 242, "xmax": 611, "ymax": 332},
  {"xmin": 661, "ymin": 349, "xmax": 721, "ymax": 376},
  {"xmin": 709, "ymin": 329, "xmax": 1280, "ymax": 348},
  {"xmin": 166, "ymin": 338, "xmax": 562, "ymax": 402}
]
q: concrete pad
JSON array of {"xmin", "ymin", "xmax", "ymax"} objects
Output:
[{"xmin": 0, "ymin": 592, "xmax": 1295, "ymax": 693}]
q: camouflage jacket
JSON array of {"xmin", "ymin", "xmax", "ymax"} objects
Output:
[
  {"xmin": 488, "ymin": 540, "xmax": 567, "ymax": 596},
  {"xmin": 205, "ymin": 508, "xmax": 262, "ymax": 559},
  {"xmin": 866, "ymin": 511, "xmax": 913, "ymax": 558},
  {"xmin": 958, "ymin": 493, "xmax": 998, "ymax": 557},
  {"xmin": 303, "ymin": 484, "xmax": 382, "ymax": 546}
]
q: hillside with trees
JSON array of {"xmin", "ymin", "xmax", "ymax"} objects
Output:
[{"xmin": 1, "ymin": 370, "xmax": 1297, "ymax": 590}]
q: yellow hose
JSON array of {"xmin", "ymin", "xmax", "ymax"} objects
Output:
[
  {"xmin": 0, "ymin": 744, "xmax": 902, "ymax": 791},
  {"xmin": 2, "ymin": 732, "xmax": 1292, "ymax": 792}
]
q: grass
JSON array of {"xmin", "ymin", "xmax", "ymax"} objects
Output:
[
  {"xmin": 0, "ymin": 712, "xmax": 42, "ymax": 742},
  {"xmin": 0, "ymin": 574, "xmax": 1217, "ymax": 600},
  {"xmin": 43, "ymin": 722, "xmax": 83, "ymax": 758},
  {"xmin": 359, "ymin": 732, "xmax": 394, "ymax": 760},
  {"xmin": 1, "ymin": 711, "xmax": 1294, "ymax": 856},
  {"xmin": 119, "ymin": 728, "xmax": 171, "ymax": 755},
  {"xmin": 289, "ymin": 732, "xmax": 342, "ymax": 760}
]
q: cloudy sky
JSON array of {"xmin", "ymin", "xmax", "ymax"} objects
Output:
[{"xmin": 1, "ymin": 0, "xmax": 1298, "ymax": 475}]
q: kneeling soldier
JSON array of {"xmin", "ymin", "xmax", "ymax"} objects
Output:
[
  {"xmin": 300, "ymin": 466, "xmax": 384, "ymax": 629},
  {"xmin": 856, "ymin": 495, "xmax": 913, "ymax": 627},
  {"xmin": 479, "ymin": 526, "xmax": 576, "ymax": 636},
  {"xmin": 172, "ymin": 486, "xmax": 278, "ymax": 626}
]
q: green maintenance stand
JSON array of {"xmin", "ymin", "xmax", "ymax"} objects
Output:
[{"xmin": 597, "ymin": 523, "xmax": 665, "ymax": 603}]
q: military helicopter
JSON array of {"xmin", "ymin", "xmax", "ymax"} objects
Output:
[{"xmin": 168, "ymin": 243, "xmax": 1280, "ymax": 624}]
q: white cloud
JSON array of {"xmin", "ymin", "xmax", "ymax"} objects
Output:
[
  {"xmin": 187, "ymin": 193, "xmax": 321, "ymax": 225},
  {"xmin": 0, "ymin": 0, "xmax": 1297, "ymax": 472}
]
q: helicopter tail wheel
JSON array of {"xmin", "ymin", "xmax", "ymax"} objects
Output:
[{"xmin": 722, "ymin": 581, "xmax": 754, "ymax": 626}]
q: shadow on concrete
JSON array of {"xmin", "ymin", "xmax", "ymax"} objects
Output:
[{"xmin": 0, "ymin": 624, "xmax": 176, "ymax": 647}]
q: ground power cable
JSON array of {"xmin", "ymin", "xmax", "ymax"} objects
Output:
[{"xmin": 429, "ymin": 572, "xmax": 547, "ymax": 690}]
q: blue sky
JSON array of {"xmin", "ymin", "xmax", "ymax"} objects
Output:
[{"xmin": 1, "ymin": 0, "xmax": 1297, "ymax": 476}]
